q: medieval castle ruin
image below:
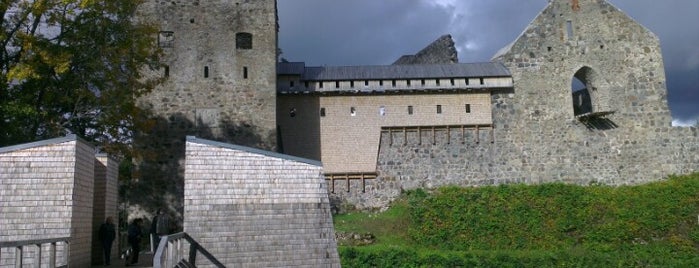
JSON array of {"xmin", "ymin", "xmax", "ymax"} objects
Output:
[
  {"xmin": 137, "ymin": 0, "xmax": 697, "ymax": 211},
  {"xmin": 2, "ymin": 0, "xmax": 698, "ymax": 266}
]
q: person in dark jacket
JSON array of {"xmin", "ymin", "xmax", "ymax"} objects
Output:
[
  {"xmin": 127, "ymin": 218, "xmax": 143, "ymax": 265},
  {"xmin": 98, "ymin": 217, "xmax": 116, "ymax": 266},
  {"xmin": 150, "ymin": 208, "xmax": 170, "ymax": 251}
]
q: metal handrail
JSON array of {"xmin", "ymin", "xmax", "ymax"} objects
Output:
[
  {"xmin": 0, "ymin": 237, "xmax": 70, "ymax": 268},
  {"xmin": 153, "ymin": 232, "xmax": 224, "ymax": 268}
]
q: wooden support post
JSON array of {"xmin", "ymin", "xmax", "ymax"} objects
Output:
[
  {"xmin": 476, "ymin": 125, "xmax": 480, "ymax": 143},
  {"xmin": 64, "ymin": 242, "xmax": 69, "ymax": 267},
  {"xmin": 36, "ymin": 244, "xmax": 42, "ymax": 268},
  {"xmin": 447, "ymin": 126, "xmax": 451, "ymax": 144},
  {"xmin": 166, "ymin": 240, "xmax": 174, "ymax": 268},
  {"xmin": 188, "ymin": 243, "xmax": 198, "ymax": 267},
  {"xmin": 418, "ymin": 126, "xmax": 422, "ymax": 145},
  {"xmin": 389, "ymin": 128, "xmax": 393, "ymax": 146},
  {"xmin": 403, "ymin": 127, "xmax": 407, "ymax": 145},
  {"xmin": 330, "ymin": 176, "xmax": 335, "ymax": 193},
  {"xmin": 49, "ymin": 243, "xmax": 56, "ymax": 268},
  {"xmin": 361, "ymin": 174, "xmax": 366, "ymax": 193},
  {"xmin": 15, "ymin": 246, "xmax": 23, "ymax": 268}
]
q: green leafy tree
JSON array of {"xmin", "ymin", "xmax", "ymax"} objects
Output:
[{"xmin": 0, "ymin": 0, "xmax": 160, "ymax": 154}]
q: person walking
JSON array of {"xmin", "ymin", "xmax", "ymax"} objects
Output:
[
  {"xmin": 127, "ymin": 218, "xmax": 143, "ymax": 265},
  {"xmin": 98, "ymin": 217, "xmax": 116, "ymax": 266},
  {"xmin": 151, "ymin": 208, "xmax": 170, "ymax": 251}
]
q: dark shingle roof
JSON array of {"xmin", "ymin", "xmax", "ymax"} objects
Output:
[
  {"xmin": 277, "ymin": 62, "xmax": 306, "ymax": 75},
  {"xmin": 281, "ymin": 62, "xmax": 510, "ymax": 81}
]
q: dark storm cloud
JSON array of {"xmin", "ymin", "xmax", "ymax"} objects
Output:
[{"xmin": 278, "ymin": 0, "xmax": 699, "ymax": 122}]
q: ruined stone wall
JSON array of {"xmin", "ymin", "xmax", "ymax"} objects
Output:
[
  {"xmin": 393, "ymin": 34, "xmax": 458, "ymax": 65},
  {"xmin": 183, "ymin": 137, "xmax": 340, "ymax": 267},
  {"xmin": 133, "ymin": 0, "xmax": 278, "ymax": 224},
  {"xmin": 332, "ymin": 0, "xmax": 698, "ymax": 210}
]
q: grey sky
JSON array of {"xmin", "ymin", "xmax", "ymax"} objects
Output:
[{"xmin": 278, "ymin": 0, "xmax": 699, "ymax": 123}]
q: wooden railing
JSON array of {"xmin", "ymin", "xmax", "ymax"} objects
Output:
[
  {"xmin": 153, "ymin": 232, "xmax": 224, "ymax": 268},
  {"xmin": 0, "ymin": 237, "xmax": 70, "ymax": 268}
]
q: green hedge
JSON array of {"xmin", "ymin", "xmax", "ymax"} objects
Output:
[
  {"xmin": 337, "ymin": 174, "xmax": 699, "ymax": 266},
  {"xmin": 340, "ymin": 246, "xmax": 699, "ymax": 267},
  {"xmin": 408, "ymin": 175, "xmax": 699, "ymax": 252}
]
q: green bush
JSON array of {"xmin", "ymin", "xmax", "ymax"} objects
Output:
[
  {"xmin": 336, "ymin": 173, "xmax": 699, "ymax": 266},
  {"xmin": 408, "ymin": 174, "xmax": 699, "ymax": 253}
]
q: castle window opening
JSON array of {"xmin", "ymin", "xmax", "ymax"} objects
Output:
[
  {"xmin": 407, "ymin": 80, "xmax": 411, "ymax": 87},
  {"xmin": 319, "ymin": 82, "xmax": 324, "ymax": 88},
  {"xmin": 304, "ymin": 81, "xmax": 309, "ymax": 88},
  {"xmin": 408, "ymin": 106, "xmax": 413, "ymax": 115},
  {"xmin": 350, "ymin": 107, "xmax": 356, "ymax": 117},
  {"xmin": 379, "ymin": 80, "xmax": 384, "ymax": 86},
  {"xmin": 421, "ymin": 79, "xmax": 426, "ymax": 86},
  {"xmin": 163, "ymin": 65, "xmax": 170, "ymax": 78},
  {"xmin": 548, "ymin": 46, "xmax": 553, "ymax": 52},
  {"xmin": 243, "ymin": 67, "xmax": 248, "ymax": 79},
  {"xmin": 465, "ymin": 104, "xmax": 471, "ymax": 113},
  {"xmin": 571, "ymin": 67, "xmax": 596, "ymax": 116},
  {"xmin": 350, "ymin": 81, "xmax": 355, "ymax": 88},
  {"xmin": 450, "ymin": 78, "xmax": 455, "ymax": 86},
  {"xmin": 236, "ymin": 32, "xmax": 253, "ymax": 49},
  {"xmin": 189, "ymin": 19, "xmax": 195, "ymax": 24},
  {"xmin": 436, "ymin": 79, "xmax": 440, "ymax": 86},
  {"xmin": 479, "ymin": 78, "xmax": 484, "ymax": 85},
  {"xmin": 335, "ymin": 81, "xmax": 340, "ymax": 88},
  {"xmin": 364, "ymin": 80, "xmax": 369, "ymax": 87},
  {"xmin": 465, "ymin": 78, "xmax": 469, "ymax": 85},
  {"xmin": 391, "ymin": 80, "xmax": 396, "ymax": 87},
  {"xmin": 566, "ymin": 20, "xmax": 574, "ymax": 40},
  {"xmin": 204, "ymin": 66, "xmax": 209, "ymax": 78},
  {"xmin": 289, "ymin": 81, "xmax": 294, "ymax": 88},
  {"xmin": 289, "ymin": 108, "xmax": 296, "ymax": 117},
  {"xmin": 379, "ymin": 106, "xmax": 386, "ymax": 116},
  {"xmin": 437, "ymin": 105, "xmax": 442, "ymax": 114},
  {"xmin": 320, "ymin": 108, "xmax": 326, "ymax": 117},
  {"xmin": 158, "ymin": 31, "xmax": 174, "ymax": 48}
]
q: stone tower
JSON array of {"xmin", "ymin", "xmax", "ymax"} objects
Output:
[{"xmin": 133, "ymin": 0, "xmax": 278, "ymax": 222}]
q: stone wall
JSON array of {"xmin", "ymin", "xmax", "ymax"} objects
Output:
[
  {"xmin": 330, "ymin": 0, "xmax": 699, "ymax": 210},
  {"xmin": 393, "ymin": 34, "xmax": 458, "ymax": 65},
  {"xmin": 133, "ymin": 0, "xmax": 278, "ymax": 226},
  {"xmin": 183, "ymin": 137, "xmax": 340, "ymax": 267},
  {"xmin": 0, "ymin": 135, "xmax": 96, "ymax": 267}
]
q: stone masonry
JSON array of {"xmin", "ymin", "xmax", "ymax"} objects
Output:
[
  {"xmin": 393, "ymin": 34, "xmax": 459, "ymax": 65},
  {"xmin": 183, "ymin": 137, "xmax": 340, "ymax": 267},
  {"xmin": 134, "ymin": 0, "xmax": 278, "ymax": 224},
  {"xmin": 328, "ymin": 0, "xmax": 698, "ymax": 210}
]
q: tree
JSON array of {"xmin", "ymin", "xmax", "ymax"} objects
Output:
[{"xmin": 0, "ymin": 0, "xmax": 160, "ymax": 155}]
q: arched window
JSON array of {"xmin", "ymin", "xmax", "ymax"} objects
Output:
[
  {"xmin": 571, "ymin": 67, "xmax": 596, "ymax": 116},
  {"xmin": 236, "ymin": 32, "xmax": 253, "ymax": 49}
]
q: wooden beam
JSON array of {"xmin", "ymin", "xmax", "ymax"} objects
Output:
[
  {"xmin": 330, "ymin": 176, "xmax": 335, "ymax": 193},
  {"xmin": 361, "ymin": 174, "xmax": 366, "ymax": 193},
  {"xmin": 389, "ymin": 128, "xmax": 393, "ymax": 146},
  {"xmin": 475, "ymin": 125, "xmax": 480, "ymax": 144}
]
